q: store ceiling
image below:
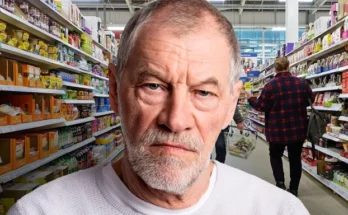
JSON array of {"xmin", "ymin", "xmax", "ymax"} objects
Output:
[{"xmin": 73, "ymin": 0, "xmax": 337, "ymax": 14}]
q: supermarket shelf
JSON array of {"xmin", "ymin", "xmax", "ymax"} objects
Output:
[
  {"xmin": 290, "ymin": 38, "xmax": 348, "ymax": 68},
  {"xmin": 306, "ymin": 66, "xmax": 348, "ymax": 80},
  {"xmin": 0, "ymin": 8, "xmax": 107, "ymax": 65},
  {"xmin": 286, "ymin": 19, "xmax": 345, "ymax": 57},
  {"xmin": 92, "ymin": 74, "xmax": 109, "ymax": 81},
  {"xmin": 301, "ymin": 162, "xmax": 348, "ymax": 201},
  {"xmin": 307, "ymin": 104, "xmax": 342, "ymax": 112},
  {"xmin": 0, "ymin": 118, "xmax": 65, "ymax": 134},
  {"xmin": 102, "ymin": 145, "xmax": 125, "ymax": 164},
  {"xmin": 307, "ymin": 142, "xmax": 348, "ymax": 164},
  {"xmin": 257, "ymin": 131, "xmax": 267, "ymax": 141},
  {"xmin": 0, "ymin": 43, "xmax": 92, "ymax": 76},
  {"xmin": 322, "ymin": 133, "xmax": 344, "ymax": 142},
  {"xmin": 0, "ymin": 137, "xmax": 96, "ymax": 183},
  {"xmin": 339, "ymin": 116, "xmax": 348, "ymax": 122},
  {"xmin": 65, "ymin": 117, "xmax": 95, "ymax": 126},
  {"xmin": 339, "ymin": 94, "xmax": 348, "ymax": 99},
  {"xmin": 93, "ymin": 124, "xmax": 121, "ymax": 137},
  {"xmin": 28, "ymin": 0, "xmax": 84, "ymax": 35},
  {"xmin": 263, "ymin": 72, "xmax": 275, "ymax": 79},
  {"xmin": 62, "ymin": 100, "xmax": 95, "ymax": 104},
  {"xmin": 248, "ymin": 116, "xmax": 265, "ymax": 126},
  {"xmin": 93, "ymin": 111, "xmax": 114, "ymax": 117},
  {"xmin": 260, "ymin": 63, "xmax": 274, "ymax": 73},
  {"xmin": 94, "ymin": 94, "xmax": 109, "ymax": 98},
  {"xmin": 297, "ymin": 74, "xmax": 307, "ymax": 78},
  {"xmin": 252, "ymin": 87, "xmax": 263, "ymax": 92},
  {"xmin": 312, "ymin": 86, "xmax": 342, "ymax": 92},
  {"xmin": 0, "ymin": 85, "xmax": 65, "ymax": 94},
  {"xmin": 62, "ymin": 82, "xmax": 95, "ymax": 90}
]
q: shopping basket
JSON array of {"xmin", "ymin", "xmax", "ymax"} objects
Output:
[{"xmin": 225, "ymin": 125, "xmax": 258, "ymax": 159}]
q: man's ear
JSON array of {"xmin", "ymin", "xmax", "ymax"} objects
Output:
[
  {"xmin": 108, "ymin": 63, "xmax": 119, "ymax": 115},
  {"xmin": 222, "ymin": 80, "xmax": 243, "ymax": 129}
]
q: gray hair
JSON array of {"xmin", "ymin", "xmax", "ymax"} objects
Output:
[{"xmin": 115, "ymin": 0, "xmax": 241, "ymax": 87}]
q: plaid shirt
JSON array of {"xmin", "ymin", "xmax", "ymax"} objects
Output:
[{"xmin": 248, "ymin": 72, "xmax": 313, "ymax": 144}]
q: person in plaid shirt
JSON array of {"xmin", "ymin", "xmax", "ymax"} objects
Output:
[{"xmin": 246, "ymin": 57, "xmax": 313, "ymax": 197}]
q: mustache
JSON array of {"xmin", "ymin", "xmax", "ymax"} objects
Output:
[{"xmin": 140, "ymin": 129, "xmax": 204, "ymax": 152}]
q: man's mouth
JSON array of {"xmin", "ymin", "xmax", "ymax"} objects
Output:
[{"xmin": 150, "ymin": 142, "xmax": 197, "ymax": 153}]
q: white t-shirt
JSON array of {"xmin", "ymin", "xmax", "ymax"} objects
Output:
[{"xmin": 8, "ymin": 161, "xmax": 309, "ymax": 215}]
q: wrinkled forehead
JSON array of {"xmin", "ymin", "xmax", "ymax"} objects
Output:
[{"xmin": 133, "ymin": 19, "xmax": 232, "ymax": 65}]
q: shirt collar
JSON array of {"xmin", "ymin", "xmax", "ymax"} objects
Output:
[{"xmin": 275, "ymin": 72, "xmax": 292, "ymax": 78}]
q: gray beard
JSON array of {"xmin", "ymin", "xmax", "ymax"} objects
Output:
[{"xmin": 124, "ymin": 128, "xmax": 210, "ymax": 195}]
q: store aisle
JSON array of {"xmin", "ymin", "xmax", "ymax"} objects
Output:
[{"xmin": 220, "ymin": 138, "xmax": 348, "ymax": 215}]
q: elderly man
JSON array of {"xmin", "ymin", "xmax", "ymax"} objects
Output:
[{"xmin": 8, "ymin": 0, "xmax": 309, "ymax": 214}]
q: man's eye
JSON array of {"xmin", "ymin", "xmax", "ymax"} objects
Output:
[
  {"xmin": 197, "ymin": 90, "xmax": 211, "ymax": 97},
  {"xmin": 146, "ymin": 83, "xmax": 160, "ymax": 90}
]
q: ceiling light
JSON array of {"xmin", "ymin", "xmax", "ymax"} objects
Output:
[
  {"xmin": 255, "ymin": 50, "xmax": 271, "ymax": 53},
  {"xmin": 259, "ymin": 43, "xmax": 278, "ymax": 47},
  {"xmin": 272, "ymin": 27, "xmax": 286, "ymax": 31},
  {"xmin": 208, "ymin": 0, "xmax": 225, "ymax": 2},
  {"xmin": 279, "ymin": 0, "xmax": 313, "ymax": 2},
  {"xmin": 107, "ymin": 26, "xmax": 125, "ymax": 31}
]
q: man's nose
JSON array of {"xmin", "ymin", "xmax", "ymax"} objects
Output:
[{"xmin": 157, "ymin": 89, "xmax": 194, "ymax": 133}]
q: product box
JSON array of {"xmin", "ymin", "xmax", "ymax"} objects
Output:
[
  {"xmin": 25, "ymin": 135, "xmax": 40, "ymax": 164},
  {"xmin": 32, "ymin": 95, "xmax": 44, "ymax": 121},
  {"xmin": 15, "ymin": 62, "xmax": 24, "ymax": 86},
  {"xmin": 0, "ymin": 138, "xmax": 14, "ymax": 175},
  {"xmin": 331, "ymin": 3, "xmax": 339, "ymax": 26},
  {"xmin": 0, "ymin": 57, "xmax": 8, "ymax": 85},
  {"xmin": 14, "ymin": 170, "xmax": 55, "ymax": 185},
  {"xmin": 7, "ymin": 60, "xmax": 17, "ymax": 86},
  {"xmin": 11, "ymin": 136, "xmax": 28, "ymax": 169},
  {"xmin": 339, "ymin": 0, "xmax": 348, "ymax": 20},
  {"xmin": 21, "ymin": 64, "xmax": 36, "ymax": 88},
  {"xmin": 26, "ymin": 133, "xmax": 50, "ymax": 159},
  {"xmin": 0, "ymin": 112, "xmax": 7, "ymax": 126},
  {"xmin": 34, "ymin": 67, "xmax": 42, "ymax": 88},
  {"xmin": 314, "ymin": 16, "xmax": 331, "ymax": 36},
  {"xmin": 48, "ymin": 131, "xmax": 59, "ymax": 154}
]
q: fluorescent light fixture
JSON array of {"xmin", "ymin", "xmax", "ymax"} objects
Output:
[
  {"xmin": 208, "ymin": 0, "xmax": 225, "ymax": 2},
  {"xmin": 255, "ymin": 49, "xmax": 272, "ymax": 53},
  {"xmin": 272, "ymin": 27, "xmax": 286, "ymax": 31},
  {"xmin": 259, "ymin": 43, "xmax": 278, "ymax": 47},
  {"xmin": 107, "ymin": 26, "xmax": 125, "ymax": 31},
  {"xmin": 279, "ymin": 0, "xmax": 313, "ymax": 2}
]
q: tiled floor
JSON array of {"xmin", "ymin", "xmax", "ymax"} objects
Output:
[{"xmin": 220, "ymin": 138, "xmax": 348, "ymax": 215}]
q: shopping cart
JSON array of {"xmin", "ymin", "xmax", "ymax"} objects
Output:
[{"xmin": 225, "ymin": 125, "xmax": 258, "ymax": 159}]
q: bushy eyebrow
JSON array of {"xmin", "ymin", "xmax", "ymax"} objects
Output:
[
  {"xmin": 136, "ymin": 70, "xmax": 165, "ymax": 83},
  {"xmin": 136, "ymin": 69, "xmax": 220, "ymax": 90}
]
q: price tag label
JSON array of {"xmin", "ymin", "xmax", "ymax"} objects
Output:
[{"xmin": 244, "ymin": 82, "xmax": 252, "ymax": 91}]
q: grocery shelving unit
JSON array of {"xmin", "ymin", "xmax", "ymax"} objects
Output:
[
  {"xmin": 285, "ymin": 17, "xmax": 348, "ymax": 201},
  {"xmin": 93, "ymin": 123, "xmax": 121, "ymax": 137},
  {"xmin": 0, "ymin": 118, "xmax": 65, "ymax": 134},
  {"xmin": 93, "ymin": 111, "xmax": 115, "ymax": 117},
  {"xmin": 0, "ymin": 137, "xmax": 96, "ymax": 184},
  {"xmin": 283, "ymin": 151, "xmax": 348, "ymax": 201},
  {"xmin": 102, "ymin": 144, "xmax": 125, "ymax": 165},
  {"xmin": 0, "ymin": 0, "xmax": 119, "ymax": 195}
]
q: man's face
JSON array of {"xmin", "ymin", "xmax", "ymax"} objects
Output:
[{"xmin": 110, "ymin": 22, "xmax": 241, "ymax": 195}]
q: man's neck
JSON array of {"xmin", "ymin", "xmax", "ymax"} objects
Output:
[{"xmin": 112, "ymin": 156, "xmax": 214, "ymax": 210}]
